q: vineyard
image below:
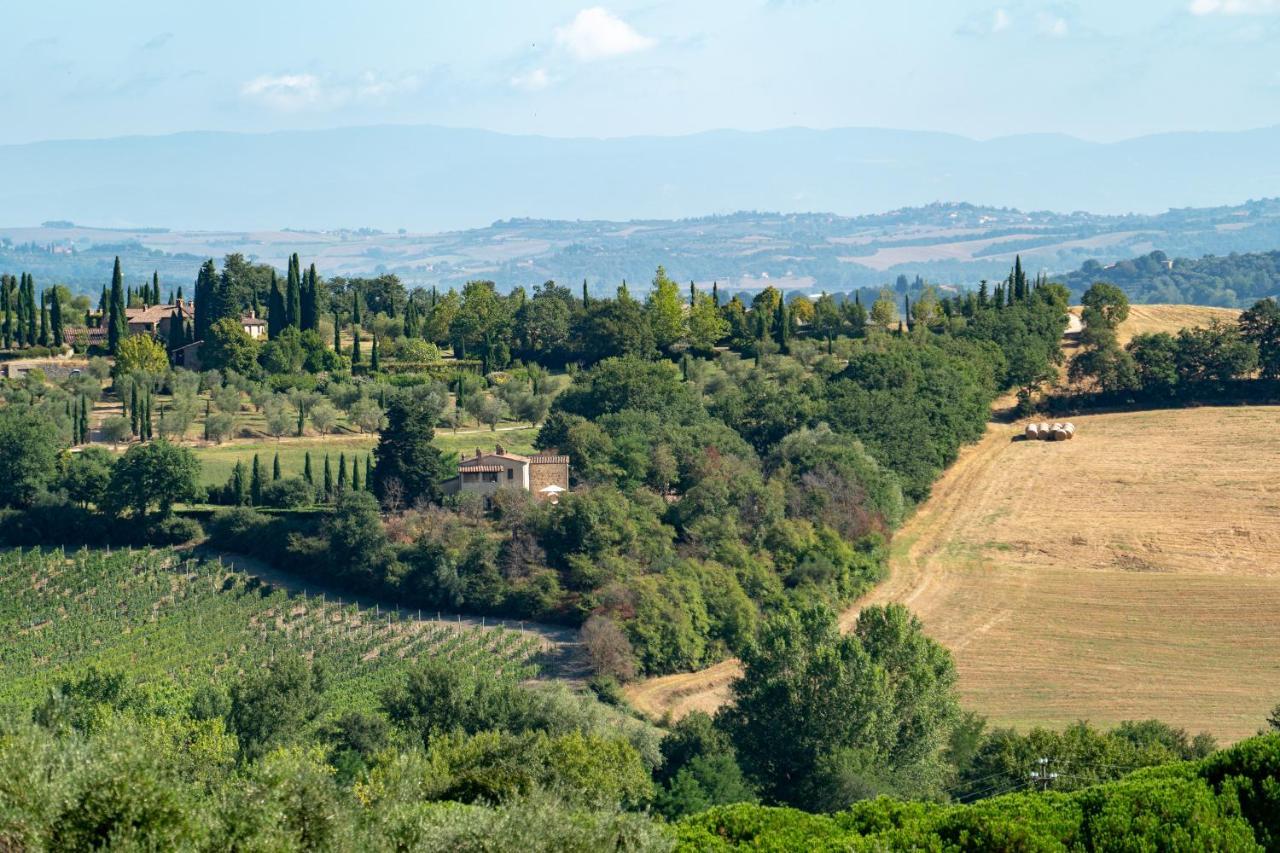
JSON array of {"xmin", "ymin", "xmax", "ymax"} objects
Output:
[{"xmin": 0, "ymin": 547, "xmax": 545, "ymax": 715}]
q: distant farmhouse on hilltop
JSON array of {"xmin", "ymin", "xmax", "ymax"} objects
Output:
[{"xmin": 441, "ymin": 446, "xmax": 569, "ymax": 506}]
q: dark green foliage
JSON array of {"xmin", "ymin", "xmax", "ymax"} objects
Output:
[
  {"xmin": 104, "ymin": 439, "xmax": 198, "ymax": 519},
  {"xmin": 373, "ymin": 393, "xmax": 449, "ymax": 507},
  {"xmin": 107, "ymin": 257, "xmax": 126, "ymax": 354},
  {"xmin": 0, "ymin": 408, "xmax": 61, "ymax": 508},
  {"xmin": 718, "ymin": 604, "xmax": 957, "ymax": 810},
  {"xmin": 228, "ymin": 653, "xmax": 327, "ymax": 762}
]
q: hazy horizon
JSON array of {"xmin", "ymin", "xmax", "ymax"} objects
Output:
[{"xmin": 7, "ymin": 1, "xmax": 1279, "ymax": 147}]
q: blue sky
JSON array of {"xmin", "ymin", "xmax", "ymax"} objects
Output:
[{"xmin": 6, "ymin": 1, "xmax": 1279, "ymax": 145}]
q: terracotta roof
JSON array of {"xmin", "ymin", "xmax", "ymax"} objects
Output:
[
  {"xmin": 461, "ymin": 450, "xmax": 530, "ymax": 465},
  {"xmin": 240, "ymin": 315, "xmax": 266, "ymax": 327},
  {"xmin": 459, "ymin": 465, "xmax": 505, "ymax": 473},
  {"xmin": 125, "ymin": 304, "xmax": 190, "ymax": 326},
  {"xmin": 530, "ymin": 455, "xmax": 569, "ymax": 464}
]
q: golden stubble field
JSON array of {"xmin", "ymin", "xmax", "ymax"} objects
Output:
[
  {"xmin": 862, "ymin": 405, "xmax": 1280, "ymax": 742},
  {"xmin": 1074, "ymin": 303, "xmax": 1242, "ymax": 346}
]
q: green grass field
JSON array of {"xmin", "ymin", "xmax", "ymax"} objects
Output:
[{"xmin": 192, "ymin": 427, "xmax": 540, "ymax": 487}]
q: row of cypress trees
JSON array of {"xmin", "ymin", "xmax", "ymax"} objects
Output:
[
  {"xmin": 227, "ymin": 450, "xmax": 374, "ymax": 506},
  {"xmin": 2, "ymin": 272, "xmax": 65, "ymax": 350}
]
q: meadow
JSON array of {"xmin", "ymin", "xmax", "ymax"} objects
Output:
[{"xmin": 189, "ymin": 427, "xmax": 539, "ymax": 487}]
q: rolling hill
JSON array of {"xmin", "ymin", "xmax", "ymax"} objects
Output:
[{"xmin": 5, "ymin": 123, "xmax": 1280, "ymax": 234}]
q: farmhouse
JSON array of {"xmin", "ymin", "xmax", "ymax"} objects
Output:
[
  {"xmin": 125, "ymin": 299, "xmax": 194, "ymax": 339},
  {"xmin": 441, "ymin": 445, "xmax": 570, "ymax": 505}
]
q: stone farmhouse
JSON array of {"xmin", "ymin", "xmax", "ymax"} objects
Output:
[{"xmin": 441, "ymin": 445, "xmax": 570, "ymax": 505}]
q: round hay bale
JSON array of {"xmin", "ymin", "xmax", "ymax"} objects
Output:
[{"xmin": 1025, "ymin": 423, "xmax": 1040, "ymax": 439}]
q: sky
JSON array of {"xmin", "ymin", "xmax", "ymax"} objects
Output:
[{"xmin": 5, "ymin": 0, "xmax": 1279, "ymax": 146}]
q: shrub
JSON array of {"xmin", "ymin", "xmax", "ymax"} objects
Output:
[{"xmin": 147, "ymin": 516, "xmax": 205, "ymax": 545}]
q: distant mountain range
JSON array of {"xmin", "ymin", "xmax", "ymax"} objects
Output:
[
  {"xmin": 5, "ymin": 199, "xmax": 1280, "ymax": 301},
  {"xmin": 3, "ymin": 123, "xmax": 1280, "ymax": 233}
]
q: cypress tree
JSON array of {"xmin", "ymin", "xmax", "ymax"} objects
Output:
[
  {"xmin": 2, "ymin": 275, "xmax": 11, "ymax": 349},
  {"xmin": 286, "ymin": 253, "xmax": 301, "ymax": 329},
  {"xmin": 38, "ymin": 290, "xmax": 49, "ymax": 347},
  {"xmin": 267, "ymin": 270, "xmax": 285, "ymax": 339},
  {"xmin": 297, "ymin": 407, "xmax": 305, "ymax": 437},
  {"xmin": 978, "ymin": 280, "xmax": 989, "ymax": 309},
  {"xmin": 337, "ymin": 453, "xmax": 348, "ymax": 491},
  {"xmin": 301, "ymin": 263, "xmax": 319, "ymax": 331},
  {"xmin": 333, "ymin": 308, "xmax": 342, "ymax": 352},
  {"xmin": 370, "ymin": 335, "xmax": 380, "ymax": 371},
  {"xmin": 193, "ymin": 259, "xmax": 217, "ymax": 343},
  {"xmin": 79, "ymin": 396, "xmax": 89, "ymax": 444},
  {"xmin": 773, "ymin": 298, "xmax": 790, "ymax": 352},
  {"xmin": 712, "ymin": 281, "xmax": 719, "ymax": 307},
  {"xmin": 231, "ymin": 460, "xmax": 249, "ymax": 505},
  {"xmin": 690, "ymin": 281, "xmax": 696, "ymax": 307},
  {"xmin": 152, "ymin": 271, "xmax": 161, "ymax": 306},
  {"xmin": 108, "ymin": 257, "xmax": 126, "ymax": 354},
  {"xmin": 49, "ymin": 287, "xmax": 63, "ymax": 347},
  {"xmin": 272, "ymin": 452, "xmax": 281, "ymax": 481},
  {"xmin": 582, "ymin": 279, "xmax": 589, "ymax": 308},
  {"xmin": 130, "ymin": 384, "xmax": 140, "ymax": 436},
  {"xmin": 352, "ymin": 326, "xmax": 362, "ymax": 365},
  {"xmin": 351, "ymin": 459, "xmax": 362, "ymax": 492},
  {"xmin": 250, "ymin": 454, "xmax": 263, "ymax": 505},
  {"xmin": 304, "ymin": 451, "xmax": 313, "ymax": 484},
  {"xmin": 904, "ymin": 294, "xmax": 911, "ymax": 327},
  {"xmin": 323, "ymin": 455, "xmax": 333, "ymax": 499},
  {"xmin": 14, "ymin": 275, "xmax": 26, "ymax": 347},
  {"xmin": 145, "ymin": 393, "xmax": 154, "ymax": 441}
]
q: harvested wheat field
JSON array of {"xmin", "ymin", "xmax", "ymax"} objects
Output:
[
  {"xmin": 861, "ymin": 405, "xmax": 1280, "ymax": 742},
  {"xmin": 1070, "ymin": 303, "xmax": 1242, "ymax": 346}
]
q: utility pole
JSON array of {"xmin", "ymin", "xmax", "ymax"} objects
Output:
[{"xmin": 1030, "ymin": 757, "xmax": 1059, "ymax": 792}]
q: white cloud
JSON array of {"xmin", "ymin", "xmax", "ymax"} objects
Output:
[
  {"xmin": 1037, "ymin": 13, "xmax": 1069, "ymax": 36},
  {"xmin": 510, "ymin": 68, "xmax": 551, "ymax": 91},
  {"xmin": 1190, "ymin": 0, "xmax": 1280, "ymax": 14},
  {"xmin": 992, "ymin": 8, "xmax": 1012, "ymax": 31},
  {"xmin": 241, "ymin": 73, "xmax": 323, "ymax": 110},
  {"xmin": 240, "ymin": 71, "xmax": 419, "ymax": 110},
  {"xmin": 554, "ymin": 7, "xmax": 655, "ymax": 62}
]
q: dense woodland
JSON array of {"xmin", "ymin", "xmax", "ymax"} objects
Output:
[
  {"xmin": 1055, "ymin": 249, "xmax": 1280, "ymax": 307},
  {"xmin": 4, "ymin": 253, "xmax": 1280, "ymax": 849}
]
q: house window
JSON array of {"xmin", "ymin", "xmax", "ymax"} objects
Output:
[
  {"xmin": 483, "ymin": 472, "xmax": 499, "ymax": 483},
  {"xmin": 507, "ymin": 468, "xmax": 514, "ymax": 480}
]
